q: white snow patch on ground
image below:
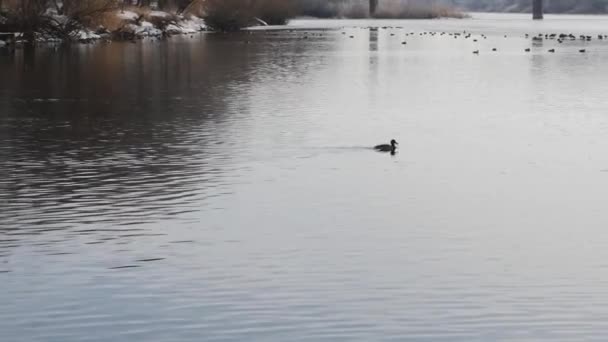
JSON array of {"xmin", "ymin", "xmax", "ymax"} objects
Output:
[
  {"xmin": 131, "ymin": 22, "xmax": 163, "ymax": 36},
  {"xmin": 164, "ymin": 24, "xmax": 184, "ymax": 34},
  {"xmin": 117, "ymin": 10, "xmax": 139, "ymax": 21},
  {"xmin": 0, "ymin": 41, "xmax": 6, "ymax": 47},
  {"xmin": 75, "ymin": 30, "xmax": 101, "ymax": 41},
  {"xmin": 163, "ymin": 16, "xmax": 207, "ymax": 34},
  {"xmin": 149, "ymin": 11, "xmax": 170, "ymax": 18},
  {"xmin": 180, "ymin": 17, "xmax": 207, "ymax": 32}
]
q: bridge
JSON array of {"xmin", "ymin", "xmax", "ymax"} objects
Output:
[{"xmin": 369, "ymin": 0, "xmax": 544, "ymax": 19}]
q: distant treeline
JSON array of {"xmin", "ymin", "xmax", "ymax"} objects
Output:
[{"xmin": 446, "ymin": 0, "xmax": 608, "ymax": 13}]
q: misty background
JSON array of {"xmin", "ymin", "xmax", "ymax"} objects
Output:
[
  {"xmin": 297, "ymin": 0, "xmax": 608, "ymax": 15},
  {"xmin": 448, "ymin": 0, "xmax": 608, "ymax": 13}
]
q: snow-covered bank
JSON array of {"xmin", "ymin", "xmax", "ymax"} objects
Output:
[
  {"xmin": 85, "ymin": 10, "xmax": 208, "ymax": 41},
  {"xmin": 0, "ymin": 9, "xmax": 208, "ymax": 47}
]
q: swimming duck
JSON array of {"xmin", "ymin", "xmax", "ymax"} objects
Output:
[{"xmin": 374, "ymin": 139, "xmax": 398, "ymax": 152}]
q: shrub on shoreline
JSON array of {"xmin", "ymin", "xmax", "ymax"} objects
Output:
[
  {"xmin": 202, "ymin": 0, "xmax": 295, "ymax": 31},
  {"xmin": 0, "ymin": 0, "xmax": 119, "ymax": 41},
  {"xmin": 202, "ymin": 0, "xmax": 255, "ymax": 32},
  {"xmin": 254, "ymin": 0, "xmax": 295, "ymax": 25},
  {"xmin": 0, "ymin": 1, "xmax": 209, "ymax": 43}
]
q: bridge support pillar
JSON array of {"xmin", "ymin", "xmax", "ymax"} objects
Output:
[
  {"xmin": 370, "ymin": 0, "xmax": 378, "ymax": 17},
  {"xmin": 533, "ymin": 0, "xmax": 543, "ymax": 19}
]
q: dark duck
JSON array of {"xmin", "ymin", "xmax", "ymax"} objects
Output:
[{"xmin": 374, "ymin": 139, "xmax": 398, "ymax": 152}]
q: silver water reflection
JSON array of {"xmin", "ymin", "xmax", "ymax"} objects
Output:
[{"xmin": 3, "ymin": 13, "xmax": 608, "ymax": 341}]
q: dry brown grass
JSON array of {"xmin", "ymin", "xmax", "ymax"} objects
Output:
[
  {"xmin": 62, "ymin": 0, "xmax": 118, "ymax": 29},
  {"xmin": 181, "ymin": 0, "xmax": 205, "ymax": 17},
  {"xmin": 89, "ymin": 10, "xmax": 126, "ymax": 31},
  {"xmin": 88, "ymin": 5, "xmax": 181, "ymax": 31}
]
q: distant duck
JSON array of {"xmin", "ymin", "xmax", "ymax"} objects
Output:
[
  {"xmin": 579, "ymin": 49, "xmax": 586, "ymax": 53},
  {"xmin": 525, "ymin": 48, "xmax": 531, "ymax": 52},
  {"xmin": 548, "ymin": 49, "xmax": 555, "ymax": 53},
  {"xmin": 473, "ymin": 50, "xmax": 479, "ymax": 54},
  {"xmin": 374, "ymin": 139, "xmax": 398, "ymax": 152}
]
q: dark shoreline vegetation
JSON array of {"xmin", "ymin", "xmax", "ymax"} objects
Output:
[
  {"xmin": 0, "ymin": 0, "xmax": 467, "ymax": 46},
  {"xmin": 0, "ymin": 0, "xmax": 208, "ymax": 45}
]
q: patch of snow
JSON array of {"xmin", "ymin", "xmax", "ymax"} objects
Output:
[
  {"xmin": 254, "ymin": 17, "xmax": 269, "ymax": 26},
  {"xmin": 75, "ymin": 30, "xmax": 101, "ymax": 41},
  {"xmin": 164, "ymin": 24, "xmax": 184, "ymax": 34},
  {"xmin": 0, "ymin": 41, "xmax": 6, "ymax": 48},
  {"xmin": 36, "ymin": 35, "xmax": 63, "ymax": 43},
  {"xmin": 131, "ymin": 22, "xmax": 163, "ymax": 37},
  {"xmin": 149, "ymin": 11, "xmax": 170, "ymax": 18},
  {"xmin": 117, "ymin": 10, "xmax": 139, "ymax": 21},
  {"xmin": 33, "ymin": 98, "xmax": 60, "ymax": 102},
  {"xmin": 179, "ymin": 17, "xmax": 207, "ymax": 32}
]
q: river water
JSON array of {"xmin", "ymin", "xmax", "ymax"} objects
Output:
[{"xmin": 2, "ymin": 13, "xmax": 608, "ymax": 341}]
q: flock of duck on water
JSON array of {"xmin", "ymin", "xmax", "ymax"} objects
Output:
[
  {"xmin": 357, "ymin": 27, "xmax": 607, "ymax": 154},
  {"xmin": 338, "ymin": 26, "xmax": 608, "ymax": 54},
  {"xmin": 301, "ymin": 26, "xmax": 606, "ymax": 154}
]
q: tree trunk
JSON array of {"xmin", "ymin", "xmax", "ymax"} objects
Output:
[{"xmin": 533, "ymin": 0, "xmax": 543, "ymax": 19}]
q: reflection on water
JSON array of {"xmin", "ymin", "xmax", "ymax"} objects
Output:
[{"xmin": 2, "ymin": 13, "xmax": 608, "ymax": 341}]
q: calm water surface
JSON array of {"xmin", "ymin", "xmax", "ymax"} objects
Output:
[{"xmin": 2, "ymin": 13, "xmax": 608, "ymax": 341}]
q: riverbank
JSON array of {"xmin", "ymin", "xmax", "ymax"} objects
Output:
[
  {"xmin": 0, "ymin": 1, "xmax": 468, "ymax": 47},
  {"xmin": 0, "ymin": 7, "xmax": 207, "ymax": 46}
]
